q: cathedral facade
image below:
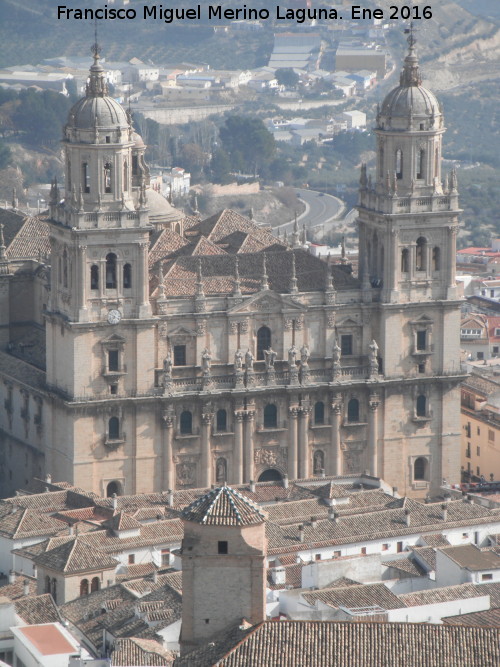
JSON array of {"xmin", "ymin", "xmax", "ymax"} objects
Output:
[{"xmin": 0, "ymin": 41, "xmax": 464, "ymax": 498}]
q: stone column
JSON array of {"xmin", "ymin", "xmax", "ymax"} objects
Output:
[
  {"xmin": 200, "ymin": 412, "xmax": 213, "ymax": 488},
  {"xmin": 244, "ymin": 410, "xmax": 255, "ymax": 482},
  {"xmin": 330, "ymin": 396, "xmax": 342, "ymax": 476},
  {"xmin": 138, "ymin": 241, "xmax": 151, "ymax": 316},
  {"xmin": 98, "ymin": 259, "xmax": 106, "ymax": 299},
  {"xmin": 298, "ymin": 406, "xmax": 311, "ymax": 479},
  {"xmin": 288, "ymin": 407, "xmax": 299, "ymax": 480},
  {"xmin": 233, "ymin": 411, "xmax": 244, "ymax": 484},
  {"xmin": 78, "ymin": 245, "xmax": 87, "ymax": 311},
  {"xmin": 447, "ymin": 224, "xmax": 458, "ymax": 288},
  {"xmin": 368, "ymin": 394, "xmax": 380, "ymax": 477},
  {"xmin": 161, "ymin": 411, "xmax": 175, "ymax": 491}
]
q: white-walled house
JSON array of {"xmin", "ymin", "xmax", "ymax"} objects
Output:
[{"xmin": 435, "ymin": 545, "xmax": 500, "ymax": 587}]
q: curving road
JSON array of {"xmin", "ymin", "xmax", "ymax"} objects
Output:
[{"xmin": 275, "ymin": 188, "xmax": 345, "ymax": 238}]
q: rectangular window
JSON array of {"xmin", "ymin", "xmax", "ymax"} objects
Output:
[
  {"xmin": 108, "ymin": 349, "xmax": 119, "ymax": 372},
  {"xmin": 397, "ymin": 541, "xmax": 403, "ymax": 553},
  {"xmin": 416, "ymin": 330, "xmax": 427, "ymax": 351},
  {"xmin": 465, "ymin": 422, "xmax": 471, "ymax": 438},
  {"xmin": 491, "ymin": 290, "xmax": 495, "ymax": 298},
  {"xmin": 334, "ymin": 550, "xmax": 341, "ymax": 558},
  {"xmin": 482, "ymin": 573, "xmax": 493, "ymax": 581},
  {"xmin": 382, "ymin": 543, "xmax": 389, "ymax": 551},
  {"xmin": 477, "ymin": 352, "xmax": 484, "ymax": 360},
  {"xmin": 361, "ymin": 547, "xmax": 367, "ymax": 555},
  {"xmin": 462, "ymin": 533, "xmax": 468, "ymax": 539},
  {"xmin": 494, "ymin": 347, "xmax": 499, "ymax": 354},
  {"xmin": 161, "ymin": 549, "xmax": 170, "ymax": 567},
  {"xmin": 418, "ymin": 362, "xmax": 426, "ymax": 374},
  {"xmin": 173, "ymin": 345, "xmax": 186, "ymax": 366},
  {"xmin": 477, "ymin": 427, "xmax": 480, "ymax": 435},
  {"xmin": 465, "ymin": 444, "xmax": 471, "ymax": 459},
  {"xmin": 477, "ymin": 446, "xmax": 480, "ymax": 457},
  {"xmin": 340, "ymin": 334, "xmax": 353, "ymax": 356},
  {"xmin": 489, "ymin": 430, "xmax": 495, "ymax": 443},
  {"xmin": 315, "ymin": 554, "xmax": 321, "ymax": 561},
  {"xmin": 218, "ymin": 541, "xmax": 228, "ymax": 554},
  {"xmin": 128, "ymin": 554, "xmax": 135, "ymax": 564}
]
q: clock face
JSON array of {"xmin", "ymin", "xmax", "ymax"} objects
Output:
[{"xmin": 107, "ymin": 309, "xmax": 121, "ymax": 325}]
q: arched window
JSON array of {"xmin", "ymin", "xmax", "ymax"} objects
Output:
[
  {"xmin": 378, "ymin": 147, "xmax": 384, "ymax": 177},
  {"xmin": 416, "ymin": 237, "xmax": 427, "ymax": 271},
  {"xmin": 432, "ymin": 247, "xmax": 440, "ymax": 271},
  {"xmin": 123, "ymin": 161, "xmax": 128, "ymax": 192},
  {"xmin": 104, "ymin": 162, "xmax": 112, "ymax": 193},
  {"xmin": 313, "ymin": 450, "xmax": 325, "ymax": 475},
  {"xmin": 180, "ymin": 410, "xmax": 192, "ymax": 435},
  {"xmin": 216, "ymin": 409, "xmax": 227, "ymax": 432},
  {"xmin": 91, "ymin": 576, "xmax": 100, "ymax": 593},
  {"xmin": 80, "ymin": 579, "xmax": 89, "ymax": 597},
  {"xmin": 416, "ymin": 149, "xmax": 425, "ymax": 179},
  {"xmin": 175, "ymin": 223, "xmax": 181, "ymax": 234},
  {"xmin": 123, "ymin": 263, "xmax": 132, "ymax": 289},
  {"xmin": 347, "ymin": 398, "xmax": 359, "ymax": 423},
  {"xmin": 257, "ymin": 326, "xmax": 271, "ymax": 361},
  {"xmin": 106, "ymin": 481, "xmax": 121, "ymax": 497},
  {"xmin": 263, "ymin": 404, "xmax": 277, "ymax": 429},
  {"xmin": 106, "ymin": 253, "xmax": 117, "ymax": 289},
  {"xmin": 82, "ymin": 162, "xmax": 90, "ymax": 193},
  {"xmin": 216, "ymin": 457, "xmax": 227, "ymax": 483},
  {"xmin": 314, "ymin": 401, "xmax": 325, "ymax": 425},
  {"xmin": 396, "ymin": 149, "xmax": 403, "ymax": 179},
  {"xmin": 90, "ymin": 265, "xmax": 99, "ymax": 290},
  {"xmin": 414, "ymin": 457, "xmax": 427, "ymax": 480},
  {"xmin": 401, "ymin": 248, "xmax": 409, "ymax": 273},
  {"xmin": 416, "ymin": 395, "xmax": 426, "ymax": 417},
  {"xmin": 108, "ymin": 416, "xmax": 120, "ymax": 440},
  {"xmin": 132, "ymin": 155, "xmax": 138, "ymax": 176}
]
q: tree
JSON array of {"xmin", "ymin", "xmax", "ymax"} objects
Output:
[
  {"xmin": 211, "ymin": 148, "xmax": 232, "ymax": 184},
  {"xmin": 0, "ymin": 141, "xmax": 11, "ymax": 170},
  {"xmin": 276, "ymin": 68, "xmax": 299, "ymax": 88},
  {"xmin": 219, "ymin": 115, "xmax": 276, "ymax": 177}
]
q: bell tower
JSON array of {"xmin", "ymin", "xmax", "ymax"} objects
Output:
[{"xmin": 358, "ymin": 29, "xmax": 460, "ymax": 304}]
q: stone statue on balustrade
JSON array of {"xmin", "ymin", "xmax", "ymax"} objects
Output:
[
  {"xmin": 264, "ymin": 347, "xmax": 277, "ymax": 370},
  {"xmin": 245, "ymin": 349, "xmax": 254, "ymax": 371},
  {"xmin": 332, "ymin": 338, "xmax": 341, "ymax": 381},
  {"xmin": 368, "ymin": 339, "xmax": 379, "ymax": 379},
  {"xmin": 299, "ymin": 343, "xmax": 310, "ymax": 384},
  {"xmin": 234, "ymin": 349, "xmax": 244, "ymax": 388},
  {"xmin": 162, "ymin": 353, "xmax": 173, "ymax": 394},
  {"xmin": 288, "ymin": 344, "xmax": 299, "ymax": 385}
]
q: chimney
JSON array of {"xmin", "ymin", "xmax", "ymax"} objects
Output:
[
  {"xmin": 404, "ymin": 509, "xmax": 411, "ymax": 527},
  {"xmin": 153, "ymin": 569, "xmax": 158, "ymax": 584},
  {"xmin": 45, "ymin": 473, "xmax": 52, "ymax": 483},
  {"xmin": 112, "ymin": 493, "xmax": 118, "ymax": 511},
  {"xmin": 32, "ymin": 564, "xmax": 37, "ymax": 578},
  {"xmin": 283, "ymin": 475, "xmax": 289, "ymax": 489},
  {"xmin": 441, "ymin": 503, "xmax": 448, "ymax": 521},
  {"xmin": 250, "ymin": 480, "xmax": 256, "ymax": 493},
  {"xmin": 10, "ymin": 505, "xmax": 16, "ymax": 515},
  {"xmin": 298, "ymin": 524, "xmax": 305, "ymax": 543},
  {"xmin": 23, "ymin": 579, "xmax": 30, "ymax": 596},
  {"xmin": 271, "ymin": 566, "xmax": 286, "ymax": 585},
  {"xmin": 68, "ymin": 525, "xmax": 74, "ymax": 536},
  {"xmin": 310, "ymin": 516, "xmax": 318, "ymax": 529},
  {"xmin": 444, "ymin": 493, "xmax": 451, "ymax": 504},
  {"xmin": 320, "ymin": 469, "xmax": 326, "ymax": 478},
  {"xmin": 329, "ymin": 509, "xmax": 338, "ymax": 523},
  {"xmin": 8, "ymin": 570, "xmax": 15, "ymax": 584},
  {"xmin": 392, "ymin": 486, "xmax": 398, "ymax": 497},
  {"xmin": 167, "ymin": 489, "xmax": 174, "ymax": 507}
]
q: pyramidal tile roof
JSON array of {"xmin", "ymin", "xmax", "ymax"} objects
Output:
[
  {"xmin": 34, "ymin": 537, "xmax": 118, "ymax": 573},
  {"xmin": 181, "ymin": 484, "xmax": 266, "ymax": 526}
]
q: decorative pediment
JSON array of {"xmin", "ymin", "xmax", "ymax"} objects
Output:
[
  {"xmin": 337, "ymin": 317, "xmax": 359, "ymax": 328},
  {"xmin": 410, "ymin": 314, "xmax": 434, "ymax": 325},
  {"xmin": 166, "ymin": 325, "xmax": 196, "ymax": 338},
  {"xmin": 228, "ymin": 290, "xmax": 303, "ymax": 315},
  {"xmin": 103, "ymin": 333, "xmax": 126, "ymax": 343}
]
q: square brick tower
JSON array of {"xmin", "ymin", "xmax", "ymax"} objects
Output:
[{"xmin": 179, "ymin": 484, "xmax": 267, "ymax": 655}]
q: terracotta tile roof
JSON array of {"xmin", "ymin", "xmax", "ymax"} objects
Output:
[
  {"xmin": 34, "ymin": 537, "xmax": 118, "ymax": 574},
  {"xmin": 234, "ymin": 482, "xmax": 315, "ymax": 504},
  {"xmin": 0, "ymin": 577, "xmax": 37, "ymax": 600},
  {"xmin": 111, "ymin": 637, "xmax": 175, "ymax": 666},
  {"xmin": 302, "ymin": 583, "xmax": 403, "ymax": 611},
  {"xmin": 267, "ymin": 562, "xmax": 302, "ymax": 590},
  {"xmin": 104, "ymin": 511, "xmax": 142, "ymax": 532},
  {"xmin": 409, "ymin": 546, "xmax": 437, "ymax": 570},
  {"xmin": 181, "ymin": 484, "xmax": 266, "ymax": 526},
  {"xmin": 60, "ymin": 583, "xmax": 136, "ymax": 625},
  {"xmin": 79, "ymin": 518, "xmax": 183, "ymax": 553},
  {"xmin": 419, "ymin": 534, "xmax": 451, "ymax": 547},
  {"xmin": 174, "ymin": 620, "xmax": 500, "ymax": 667},
  {"xmin": 382, "ymin": 556, "xmax": 427, "ymax": 577},
  {"xmin": 11, "ymin": 535, "xmax": 75, "ymax": 561},
  {"xmin": 477, "ymin": 582, "xmax": 500, "ymax": 607},
  {"xmin": 5, "ymin": 216, "xmax": 51, "ymax": 259},
  {"xmin": 0, "ymin": 208, "xmax": 26, "ymax": 249},
  {"xmin": 398, "ymin": 583, "xmax": 482, "ymax": 607},
  {"xmin": 121, "ymin": 570, "xmax": 182, "ymax": 596},
  {"xmin": 14, "ymin": 593, "xmax": 61, "ymax": 625},
  {"xmin": 0, "ymin": 504, "xmax": 65, "ymax": 539},
  {"xmin": 116, "ymin": 563, "xmax": 158, "ymax": 581},
  {"xmin": 442, "ymin": 607, "xmax": 500, "ymax": 627},
  {"xmin": 148, "ymin": 227, "xmax": 190, "ymax": 267},
  {"xmin": 439, "ymin": 545, "xmax": 500, "ymax": 570}
]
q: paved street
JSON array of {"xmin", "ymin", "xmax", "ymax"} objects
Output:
[{"xmin": 275, "ymin": 188, "xmax": 346, "ymax": 238}]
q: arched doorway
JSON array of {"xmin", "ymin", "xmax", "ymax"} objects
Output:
[
  {"xmin": 106, "ymin": 481, "xmax": 121, "ymax": 497},
  {"xmin": 258, "ymin": 469, "xmax": 283, "ymax": 482}
]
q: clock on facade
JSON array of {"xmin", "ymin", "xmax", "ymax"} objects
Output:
[{"xmin": 107, "ymin": 309, "xmax": 122, "ymax": 325}]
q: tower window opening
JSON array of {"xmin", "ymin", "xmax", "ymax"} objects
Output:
[
  {"xmin": 257, "ymin": 326, "xmax": 271, "ymax": 361},
  {"xmin": 264, "ymin": 404, "xmax": 278, "ymax": 429},
  {"xmin": 108, "ymin": 350, "xmax": 119, "ymax": 372},
  {"xmin": 123, "ymin": 161, "xmax": 128, "ymax": 192},
  {"xmin": 80, "ymin": 579, "xmax": 89, "ymax": 597},
  {"xmin": 105, "ymin": 136, "xmax": 110, "ymax": 144},
  {"xmin": 416, "ymin": 330, "xmax": 427, "ymax": 351},
  {"xmin": 434, "ymin": 148, "xmax": 439, "ymax": 178},
  {"xmin": 91, "ymin": 576, "xmax": 100, "ymax": 592},
  {"xmin": 123, "ymin": 263, "xmax": 132, "ymax": 289},
  {"xmin": 401, "ymin": 248, "xmax": 409, "ymax": 273},
  {"xmin": 396, "ymin": 149, "xmax": 403, "ymax": 180},
  {"xmin": 108, "ymin": 416, "xmax": 120, "ymax": 440},
  {"xmin": 416, "ymin": 237, "xmax": 427, "ymax": 271},
  {"xmin": 104, "ymin": 162, "xmax": 112, "ymax": 193},
  {"xmin": 132, "ymin": 155, "xmax": 138, "ymax": 176},
  {"xmin": 90, "ymin": 264, "xmax": 99, "ymax": 290},
  {"xmin": 180, "ymin": 411, "xmax": 192, "ymax": 435},
  {"xmin": 378, "ymin": 147, "xmax": 384, "ymax": 178},
  {"xmin": 432, "ymin": 247, "xmax": 440, "ymax": 271},
  {"xmin": 347, "ymin": 398, "xmax": 359, "ymax": 423},
  {"xmin": 416, "ymin": 395, "xmax": 426, "ymax": 417},
  {"xmin": 218, "ymin": 541, "xmax": 228, "ymax": 554},
  {"xmin": 216, "ymin": 409, "xmax": 227, "ymax": 432},
  {"xmin": 414, "ymin": 457, "xmax": 427, "ymax": 481},
  {"xmin": 314, "ymin": 401, "xmax": 325, "ymax": 425},
  {"xmin": 105, "ymin": 253, "xmax": 117, "ymax": 289},
  {"xmin": 63, "ymin": 249, "xmax": 68, "ymax": 288},
  {"xmin": 416, "ymin": 149, "xmax": 424, "ymax": 179},
  {"xmin": 340, "ymin": 334, "xmax": 353, "ymax": 356},
  {"xmin": 173, "ymin": 345, "xmax": 186, "ymax": 366},
  {"xmin": 82, "ymin": 162, "xmax": 90, "ymax": 193}
]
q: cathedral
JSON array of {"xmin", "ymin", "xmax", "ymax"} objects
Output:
[{"xmin": 0, "ymin": 37, "xmax": 464, "ymax": 498}]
